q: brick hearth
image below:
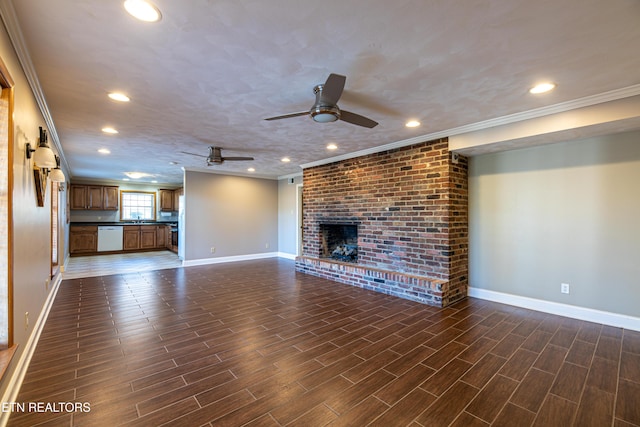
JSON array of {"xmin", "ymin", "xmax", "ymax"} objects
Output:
[{"xmin": 296, "ymin": 138, "xmax": 468, "ymax": 307}]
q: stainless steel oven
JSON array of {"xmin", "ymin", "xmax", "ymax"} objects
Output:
[{"xmin": 170, "ymin": 226, "xmax": 178, "ymax": 247}]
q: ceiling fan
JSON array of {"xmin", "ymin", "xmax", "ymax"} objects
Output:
[
  {"xmin": 265, "ymin": 73, "xmax": 378, "ymax": 128},
  {"xmin": 180, "ymin": 146, "xmax": 254, "ymax": 166}
]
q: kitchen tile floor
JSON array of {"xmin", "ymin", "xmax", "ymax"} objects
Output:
[
  {"xmin": 63, "ymin": 251, "xmax": 182, "ymax": 279},
  {"xmin": 9, "ymin": 258, "xmax": 640, "ymax": 426}
]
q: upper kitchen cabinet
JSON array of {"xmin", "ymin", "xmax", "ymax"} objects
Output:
[
  {"xmin": 103, "ymin": 186, "xmax": 119, "ymax": 210},
  {"xmin": 173, "ymin": 188, "xmax": 183, "ymax": 211},
  {"xmin": 159, "ymin": 188, "xmax": 182, "ymax": 212},
  {"xmin": 70, "ymin": 184, "xmax": 119, "ymax": 210}
]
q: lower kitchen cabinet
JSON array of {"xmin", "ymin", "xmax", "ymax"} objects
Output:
[
  {"xmin": 140, "ymin": 226, "xmax": 157, "ymax": 249},
  {"xmin": 158, "ymin": 225, "xmax": 169, "ymax": 249},
  {"xmin": 124, "ymin": 225, "xmax": 170, "ymax": 251},
  {"xmin": 123, "ymin": 226, "xmax": 141, "ymax": 250},
  {"xmin": 167, "ymin": 226, "xmax": 173, "ymax": 249},
  {"xmin": 70, "ymin": 226, "xmax": 98, "ymax": 254},
  {"xmin": 70, "ymin": 224, "xmax": 175, "ymax": 255}
]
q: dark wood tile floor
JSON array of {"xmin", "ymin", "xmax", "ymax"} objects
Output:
[{"xmin": 9, "ymin": 259, "xmax": 640, "ymax": 426}]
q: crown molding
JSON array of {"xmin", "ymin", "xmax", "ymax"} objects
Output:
[
  {"xmin": 277, "ymin": 171, "xmax": 303, "ymax": 180},
  {"xmin": 183, "ymin": 167, "xmax": 277, "ymax": 181},
  {"xmin": 3, "ymin": 0, "xmax": 640, "ymax": 176},
  {"xmin": 0, "ymin": 0, "xmax": 71, "ymax": 174},
  {"xmin": 301, "ymin": 84, "xmax": 640, "ymax": 169}
]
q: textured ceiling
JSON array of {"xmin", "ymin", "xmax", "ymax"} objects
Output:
[{"xmin": 4, "ymin": 0, "xmax": 640, "ymax": 184}]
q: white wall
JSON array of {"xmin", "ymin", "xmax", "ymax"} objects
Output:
[
  {"xmin": 183, "ymin": 171, "xmax": 278, "ymax": 261},
  {"xmin": 469, "ymin": 131, "xmax": 640, "ymax": 318}
]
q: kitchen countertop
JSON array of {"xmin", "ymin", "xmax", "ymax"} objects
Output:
[{"xmin": 70, "ymin": 222, "xmax": 177, "ymax": 226}]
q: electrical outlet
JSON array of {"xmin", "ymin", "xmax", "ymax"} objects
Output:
[
  {"xmin": 561, "ymin": 283, "xmax": 570, "ymax": 294},
  {"xmin": 25, "ymin": 312, "xmax": 29, "ymax": 329},
  {"xmin": 265, "ymin": 243, "xmax": 269, "ymax": 249},
  {"xmin": 210, "ymin": 247, "xmax": 215, "ymax": 253},
  {"xmin": 45, "ymin": 278, "xmax": 49, "ymax": 290}
]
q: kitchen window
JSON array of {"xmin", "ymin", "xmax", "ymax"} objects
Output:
[{"xmin": 120, "ymin": 191, "xmax": 156, "ymax": 221}]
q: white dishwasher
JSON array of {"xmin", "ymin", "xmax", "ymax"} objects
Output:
[{"xmin": 97, "ymin": 226, "xmax": 124, "ymax": 251}]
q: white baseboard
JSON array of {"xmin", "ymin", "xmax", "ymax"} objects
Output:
[
  {"xmin": 182, "ymin": 252, "xmax": 279, "ymax": 267},
  {"xmin": 0, "ymin": 272, "xmax": 63, "ymax": 427},
  {"xmin": 277, "ymin": 252, "xmax": 297, "ymax": 260},
  {"xmin": 468, "ymin": 287, "xmax": 640, "ymax": 332}
]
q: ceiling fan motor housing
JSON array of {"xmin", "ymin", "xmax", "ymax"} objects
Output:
[{"xmin": 311, "ymin": 84, "xmax": 340, "ymax": 123}]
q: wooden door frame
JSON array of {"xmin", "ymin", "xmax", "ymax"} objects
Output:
[
  {"xmin": 1, "ymin": 55, "xmax": 15, "ymax": 347},
  {"xmin": 296, "ymin": 184, "xmax": 303, "ymax": 256}
]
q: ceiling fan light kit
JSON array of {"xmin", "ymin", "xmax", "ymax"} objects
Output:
[{"xmin": 311, "ymin": 108, "xmax": 340, "ymax": 123}]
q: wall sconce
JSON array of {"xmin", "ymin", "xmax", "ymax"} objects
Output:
[
  {"xmin": 25, "ymin": 127, "xmax": 57, "ymax": 169},
  {"xmin": 49, "ymin": 155, "xmax": 65, "ymax": 183}
]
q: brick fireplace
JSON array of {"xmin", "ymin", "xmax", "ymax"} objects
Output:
[
  {"xmin": 319, "ymin": 223, "xmax": 358, "ymax": 261},
  {"xmin": 295, "ymin": 138, "xmax": 468, "ymax": 307}
]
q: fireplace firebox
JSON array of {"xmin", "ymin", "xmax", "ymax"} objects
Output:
[{"xmin": 320, "ymin": 223, "xmax": 358, "ymax": 262}]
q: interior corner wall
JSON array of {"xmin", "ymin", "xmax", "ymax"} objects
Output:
[
  {"xmin": 183, "ymin": 171, "xmax": 278, "ymax": 261},
  {"xmin": 277, "ymin": 175, "xmax": 302, "ymax": 257},
  {"xmin": 468, "ymin": 130, "xmax": 640, "ymax": 318},
  {"xmin": 0, "ymin": 20, "xmax": 58, "ymax": 389}
]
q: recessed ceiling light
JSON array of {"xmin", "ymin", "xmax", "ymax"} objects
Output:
[
  {"xmin": 281, "ymin": 157, "xmax": 291, "ymax": 163},
  {"xmin": 98, "ymin": 148, "xmax": 111, "ymax": 154},
  {"xmin": 247, "ymin": 167, "xmax": 256, "ymax": 172},
  {"xmin": 529, "ymin": 83, "xmax": 556, "ymax": 94},
  {"xmin": 405, "ymin": 120, "xmax": 421, "ymax": 128},
  {"xmin": 124, "ymin": 171, "xmax": 150, "ymax": 179},
  {"xmin": 108, "ymin": 92, "xmax": 130, "ymax": 102},
  {"xmin": 151, "ymin": 180, "xmax": 158, "ymax": 183},
  {"xmin": 123, "ymin": 178, "xmax": 130, "ymax": 181},
  {"xmin": 123, "ymin": 0, "xmax": 162, "ymax": 22},
  {"xmin": 326, "ymin": 143, "xmax": 338, "ymax": 150},
  {"xmin": 102, "ymin": 127, "xmax": 118, "ymax": 134},
  {"xmin": 169, "ymin": 161, "xmax": 178, "ymax": 165}
]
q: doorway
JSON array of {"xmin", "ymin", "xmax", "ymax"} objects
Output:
[
  {"xmin": 296, "ymin": 184, "xmax": 303, "ymax": 256},
  {"xmin": 0, "ymin": 57, "xmax": 14, "ymax": 347}
]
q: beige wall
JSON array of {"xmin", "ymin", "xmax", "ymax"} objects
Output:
[
  {"xmin": 0, "ymin": 20, "xmax": 65, "ymax": 388},
  {"xmin": 277, "ymin": 175, "xmax": 302, "ymax": 257},
  {"xmin": 183, "ymin": 171, "xmax": 278, "ymax": 260},
  {"xmin": 469, "ymin": 130, "xmax": 640, "ymax": 317}
]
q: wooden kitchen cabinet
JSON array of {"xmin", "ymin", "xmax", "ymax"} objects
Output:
[
  {"xmin": 70, "ymin": 184, "xmax": 119, "ymax": 210},
  {"xmin": 69, "ymin": 226, "xmax": 98, "ymax": 254},
  {"xmin": 140, "ymin": 226, "xmax": 157, "ymax": 249},
  {"xmin": 164, "ymin": 225, "xmax": 172, "ymax": 250},
  {"xmin": 173, "ymin": 188, "xmax": 183, "ymax": 211},
  {"xmin": 159, "ymin": 189, "xmax": 174, "ymax": 212},
  {"xmin": 71, "ymin": 185, "xmax": 98, "ymax": 209},
  {"xmin": 123, "ymin": 226, "xmax": 140, "ymax": 250},
  {"xmin": 102, "ymin": 186, "xmax": 119, "ymax": 210},
  {"xmin": 159, "ymin": 188, "xmax": 182, "ymax": 212},
  {"xmin": 124, "ymin": 225, "xmax": 168, "ymax": 251},
  {"xmin": 156, "ymin": 225, "xmax": 167, "ymax": 248},
  {"xmin": 70, "ymin": 185, "xmax": 85, "ymax": 209}
]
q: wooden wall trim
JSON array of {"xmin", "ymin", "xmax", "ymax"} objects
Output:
[
  {"xmin": 0, "ymin": 56, "xmax": 14, "ymax": 88},
  {"xmin": 1, "ymin": 59, "xmax": 14, "ymax": 348}
]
